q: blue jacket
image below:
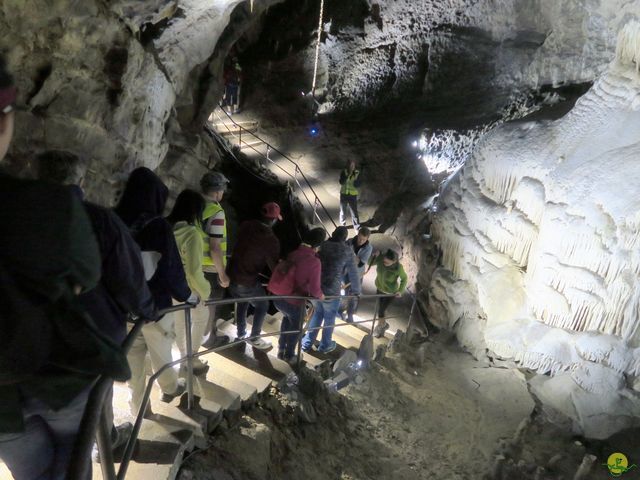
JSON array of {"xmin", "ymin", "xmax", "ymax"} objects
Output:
[
  {"xmin": 115, "ymin": 168, "xmax": 191, "ymax": 311},
  {"xmin": 318, "ymin": 239, "xmax": 361, "ymax": 297}
]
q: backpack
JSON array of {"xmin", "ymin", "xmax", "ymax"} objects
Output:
[
  {"xmin": 0, "ymin": 258, "xmax": 130, "ymax": 384},
  {"xmin": 267, "ymin": 259, "xmax": 297, "ymax": 296}
]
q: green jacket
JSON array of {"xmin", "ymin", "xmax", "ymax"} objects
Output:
[
  {"xmin": 174, "ymin": 221, "xmax": 211, "ymax": 300},
  {"xmin": 371, "ymin": 256, "xmax": 408, "ymax": 294}
]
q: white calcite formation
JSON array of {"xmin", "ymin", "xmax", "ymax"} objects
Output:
[{"xmin": 429, "ymin": 22, "xmax": 640, "ymax": 439}]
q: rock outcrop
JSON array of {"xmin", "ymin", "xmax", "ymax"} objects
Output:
[
  {"xmin": 0, "ymin": 0, "xmax": 280, "ymax": 204},
  {"xmin": 428, "ymin": 22, "xmax": 640, "ymax": 438}
]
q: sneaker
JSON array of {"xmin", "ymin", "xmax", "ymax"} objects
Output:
[
  {"xmin": 202, "ymin": 334, "xmax": 230, "ymax": 349},
  {"xmin": 180, "ymin": 359, "xmax": 209, "ymax": 376},
  {"xmin": 111, "ymin": 422, "xmax": 133, "ymax": 450},
  {"xmin": 301, "ymin": 345, "xmax": 312, "ymax": 353},
  {"xmin": 247, "ymin": 337, "xmax": 273, "ymax": 351},
  {"xmin": 318, "ymin": 341, "xmax": 337, "ymax": 354},
  {"xmin": 160, "ymin": 378, "xmax": 187, "ymax": 403}
]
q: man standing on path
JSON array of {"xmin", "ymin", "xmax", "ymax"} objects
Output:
[
  {"xmin": 339, "ymin": 159, "xmax": 362, "ymax": 229},
  {"xmin": 301, "ymin": 226, "xmax": 361, "ymax": 354},
  {"xmin": 227, "ymin": 202, "xmax": 282, "ymax": 350},
  {"xmin": 200, "ymin": 172, "xmax": 231, "ymax": 349},
  {"xmin": 343, "ymin": 227, "xmax": 373, "ymax": 323}
]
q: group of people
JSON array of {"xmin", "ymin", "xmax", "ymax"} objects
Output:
[{"xmin": 0, "ymin": 53, "xmax": 409, "ymax": 480}]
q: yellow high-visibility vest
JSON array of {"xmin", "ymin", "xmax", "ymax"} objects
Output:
[
  {"xmin": 340, "ymin": 169, "xmax": 360, "ymax": 196},
  {"xmin": 201, "ymin": 202, "xmax": 227, "ymax": 268}
]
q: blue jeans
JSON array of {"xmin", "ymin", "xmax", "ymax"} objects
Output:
[
  {"xmin": 274, "ymin": 299, "xmax": 305, "ymax": 358},
  {"xmin": 0, "ymin": 386, "xmax": 91, "ymax": 480},
  {"xmin": 230, "ymin": 282, "xmax": 269, "ymax": 338},
  {"xmin": 302, "ymin": 298, "xmax": 340, "ymax": 351}
]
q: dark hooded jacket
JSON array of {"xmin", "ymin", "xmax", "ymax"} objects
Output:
[
  {"xmin": 80, "ymin": 199, "xmax": 157, "ymax": 343},
  {"xmin": 318, "ymin": 239, "xmax": 361, "ymax": 297},
  {"xmin": 115, "ymin": 168, "xmax": 191, "ymax": 310}
]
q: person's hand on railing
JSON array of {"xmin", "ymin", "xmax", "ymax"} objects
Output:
[{"xmin": 186, "ymin": 292, "xmax": 200, "ymax": 306}]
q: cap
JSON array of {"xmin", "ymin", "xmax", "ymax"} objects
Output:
[
  {"xmin": 303, "ymin": 227, "xmax": 327, "ymax": 248},
  {"xmin": 200, "ymin": 171, "xmax": 229, "ymax": 192},
  {"xmin": 261, "ymin": 202, "xmax": 283, "ymax": 221}
]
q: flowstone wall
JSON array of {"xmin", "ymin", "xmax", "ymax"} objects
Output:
[
  {"xmin": 428, "ymin": 23, "xmax": 640, "ymax": 439},
  {"xmin": 0, "ymin": 0, "xmax": 281, "ymax": 204}
]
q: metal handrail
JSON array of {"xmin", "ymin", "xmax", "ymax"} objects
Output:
[
  {"xmin": 82, "ymin": 291, "xmax": 393, "ymax": 480},
  {"xmin": 210, "ymin": 107, "xmax": 337, "ymax": 229}
]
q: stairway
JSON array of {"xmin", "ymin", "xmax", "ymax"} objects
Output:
[{"xmin": 0, "ymin": 309, "xmax": 390, "ymax": 480}]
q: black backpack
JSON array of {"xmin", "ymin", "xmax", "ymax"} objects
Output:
[{"xmin": 0, "ymin": 256, "xmax": 131, "ymax": 385}]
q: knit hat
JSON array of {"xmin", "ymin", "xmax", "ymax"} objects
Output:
[
  {"xmin": 261, "ymin": 201, "xmax": 283, "ymax": 221},
  {"xmin": 331, "ymin": 226, "xmax": 349, "ymax": 242},
  {"xmin": 200, "ymin": 171, "xmax": 229, "ymax": 193},
  {"xmin": 303, "ymin": 228, "xmax": 327, "ymax": 248},
  {"xmin": 384, "ymin": 249, "xmax": 398, "ymax": 261}
]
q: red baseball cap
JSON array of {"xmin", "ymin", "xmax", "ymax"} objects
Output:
[{"xmin": 261, "ymin": 202, "xmax": 283, "ymax": 221}]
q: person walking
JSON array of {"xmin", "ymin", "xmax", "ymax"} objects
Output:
[
  {"xmin": 0, "ymin": 56, "xmax": 122, "ymax": 480},
  {"xmin": 200, "ymin": 172, "xmax": 232, "ymax": 349},
  {"xmin": 35, "ymin": 150, "xmax": 157, "ymax": 453},
  {"xmin": 272, "ymin": 228, "xmax": 326, "ymax": 364},
  {"xmin": 115, "ymin": 167, "xmax": 198, "ymax": 416},
  {"xmin": 167, "ymin": 190, "xmax": 212, "ymax": 376},
  {"xmin": 301, "ymin": 226, "xmax": 361, "ymax": 354},
  {"xmin": 343, "ymin": 227, "xmax": 373, "ymax": 323},
  {"xmin": 227, "ymin": 202, "xmax": 282, "ymax": 350},
  {"xmin": 339, "ymin": 159, "xmax": 362, "ymax": 229},
  {"xmin": 369, "ymin": 249, "xmax": 408, "ymax": 338}
]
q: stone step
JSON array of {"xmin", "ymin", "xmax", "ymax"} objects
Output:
[
  {"xmin": 93, "ymin": 463, "xmax": 173, "ymax": 480},
  {"xmin": 239, "ymin": 139, "xmax": 265, "ymax": 150},
  {"xmin": 203, "ymin": 351, "xmax": 273, "ymax": 395},
  {"xmin": 193, "ymin": 377, "xmax": 242, "ymax": 414},
  {"xmin": 216, "ymin": 318, "xmax": 297, "ymax": 376},
  {"xmin": 213, "ymin": 124, "xmax": 258, "ymax": 135},
  {"xmin": 200, "ymin": 356, "xmax": 259, "ymax": 406}
]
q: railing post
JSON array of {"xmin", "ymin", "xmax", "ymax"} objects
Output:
[
  {"xmin": 370, "ymin": 297, "xmax": 380, "ymax": 336},
  {"xmin": 296, "ymin": 303, "xmax": 306, "ymax": 368},
  {"xmin": 97, "ymin": 403, "xmax": 117, "ymax": 480},
  {"xmin": 184, "ymin": 308, "xmax": 194, "ymax": 410},
  {"xmin": 313, "ymin": 196, "xmax": 319, "ymax": 223},
  {"xmin": 239, "ymin": 125, "xmax": 242, "ymax": 148}
]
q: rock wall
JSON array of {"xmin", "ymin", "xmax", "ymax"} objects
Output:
[
  {"xmin": 428, "ymin": 22, "xmax": 640, "ymax": 439},
  {"xmin": 257, "ymin": 0, "xmax": 638, "ymax": 115},
  {"xmin": 0, "ymin": 0, "xmax": 280, "ymax": 205}
]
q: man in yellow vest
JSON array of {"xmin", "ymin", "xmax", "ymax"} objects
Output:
[
  {"xmin": 200, "ymin": 171, "xmax": 231, "ymax": 349},
  {"xmin": 339, "ymin": 159, "xmax": 362, "ymax": 229}
]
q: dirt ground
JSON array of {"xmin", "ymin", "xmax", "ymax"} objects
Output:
[{"xmin": 178, "ymin": 329, "xmax": 632, "ymax": 480}]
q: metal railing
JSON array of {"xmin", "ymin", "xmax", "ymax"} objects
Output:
[
  {"xmin": 71, "ymin": 292, "xmax": 394, "ymax": 480},
  {"xmin": 209, "ymin": 107, "xmax": 337, "ymax": 230}
]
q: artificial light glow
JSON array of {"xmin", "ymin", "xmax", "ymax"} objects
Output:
[{"xmin": 412, "ymin": 140, "xmax": 418, "ymax": 148}]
